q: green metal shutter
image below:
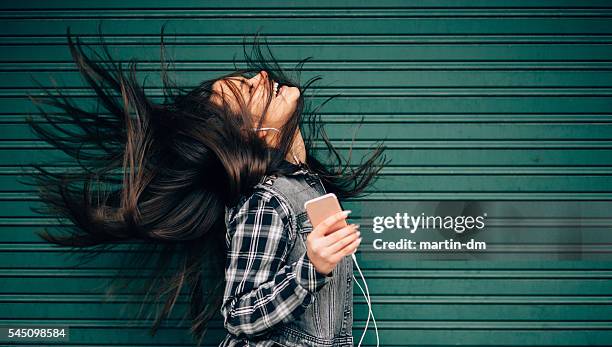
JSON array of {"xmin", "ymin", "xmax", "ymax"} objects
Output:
[{"xmin": 1, "ymin": 1, "xmax": 612, "ymax": 346}]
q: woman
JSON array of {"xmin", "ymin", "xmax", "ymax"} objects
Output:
[
  {"xmin": 22, "ymin": 26, "xmax": 387, "ymax": 346},
  {"xmin": 211, "ymin": 70, "xmax": 373, "ymax": 347}
]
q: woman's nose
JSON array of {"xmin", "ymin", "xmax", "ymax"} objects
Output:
[{"xmin": 249, "ymin": 70, "xmax": 267, "ymax": 85}]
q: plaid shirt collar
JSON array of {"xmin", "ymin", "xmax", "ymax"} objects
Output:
[
  {"xmin": 264, "ymin": 148, "xmax": 314, "ymax": 177},
  {"xmin": 257, "ymin": 159, "xmax": 316, "ymax": 187},
  {"xmin": 281, "ymin": 158, "xmax": 315, "ymax": 176},
  {"xmin": 285, "ymin": 163, "xmax": 310, "ymax": 176}
]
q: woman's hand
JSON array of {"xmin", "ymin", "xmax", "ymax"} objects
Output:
[{"xmin": 306, "ymin": 210, "xmax": 362, "ymax": 275}]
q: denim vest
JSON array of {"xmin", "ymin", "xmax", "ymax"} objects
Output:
[{"xmin": 254, "ymin": 171, "xmax": 354, "ymax": 347}]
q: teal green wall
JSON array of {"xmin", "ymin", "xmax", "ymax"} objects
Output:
[{"xmin": 1, "ymin": 1, "xmax": 612, "ymax": 346}]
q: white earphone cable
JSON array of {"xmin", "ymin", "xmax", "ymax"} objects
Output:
[
  {"xmin": 352, "ymin": 253, "xmax": 379, "ymax": 347},
  {"xmin": 252, "ymin": 127, "xmax": 280, "ymax": 133}
]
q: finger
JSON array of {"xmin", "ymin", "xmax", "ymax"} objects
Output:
[
  {"xmin": 329, "ymin": 237, "xmax": 362, "ymax": 264},
  {"xmin": 326, "ymin": 228, "xmax": 361, "ymax": 254},
  {"xmin": 321, "ymin": 224, "xmax": 359, "ymax": 246},
  {"xmin": 322, "ymin": 218, "xmax": 350, "ymax": 237},
  {"xmin": 314, "ymin": 210, "xmax": 351, "ymax": 236},
  {"xmin": 341, "ymin": 236, "xmax": 362, "ymax": 255}
]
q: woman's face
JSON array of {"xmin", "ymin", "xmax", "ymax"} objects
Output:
[{"xmin": 210, "ymin": 70, "xmax": 300, "ymax": 131}]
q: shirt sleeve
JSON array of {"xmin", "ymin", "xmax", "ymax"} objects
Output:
[{"xmin": 220, "ymin": 190, "xmax": 331, "ymax": 338}]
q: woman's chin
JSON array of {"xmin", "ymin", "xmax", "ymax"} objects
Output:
[
  {"xmin": 289, "ymin": 86, "xmax": 301, "ymax": 98},
  {"xmin": 279, "ymin": 86, "xmax": 300, "ymax": 101},
  {"xmin": 274, "ymin": 87, "xmax": 300, "ymax": 110}
]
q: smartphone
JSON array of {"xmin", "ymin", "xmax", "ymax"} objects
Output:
[{"xmin": 304, "ymin": 193, "xmax": 347, "ymax": 235}]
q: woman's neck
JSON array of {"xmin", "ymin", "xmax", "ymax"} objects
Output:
[{"xmin": 286, "ymin": 128, "xmax": 306, "ymax": 165}]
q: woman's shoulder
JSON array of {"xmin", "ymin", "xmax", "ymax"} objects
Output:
[
  {"xmin": 226, "ymin": 179, "xmax": 294, "ymax": 226},
  {"xmin": 224, "ymin": 174, "xmax": 301, "ymax": 244}
]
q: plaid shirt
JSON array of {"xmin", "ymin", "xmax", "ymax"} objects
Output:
[{"xmin": 219, "ymin": 165, "xmax": 332, "ymax": 346}]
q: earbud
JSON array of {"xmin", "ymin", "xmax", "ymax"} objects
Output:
[{"xmin": 352, "ymin": 253, "xmax": 379, "ymax": 347}]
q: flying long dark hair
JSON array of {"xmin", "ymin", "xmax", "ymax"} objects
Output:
[{"xmin": 20, "ymin": 23, "xmax": 388, "ymax": 345}]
